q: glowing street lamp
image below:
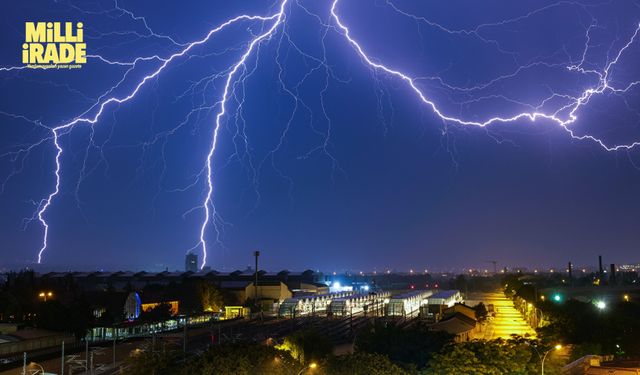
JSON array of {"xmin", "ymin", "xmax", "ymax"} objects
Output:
[
  {"xmin": 595, "ymin": 300, "xmax": 606, "ymax": 310},
  {"xmin": 297, "ymin": 362, "xmax": 318, "ymax": 375},
  {"xmin": 38, "ymin": 291, "xmax": 53, "ymax": 302},
  {"xmin": 540, "ymin": 345, "xmax": 561, "ymax": 375},
  {"xmin": 623, "ymin": 294, "xmax": 630, "ymax": 302}
]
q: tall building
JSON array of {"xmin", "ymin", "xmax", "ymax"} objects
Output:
[{"xmin": 185, "ymin": 252, "xmax": 198, "ymax": 272}]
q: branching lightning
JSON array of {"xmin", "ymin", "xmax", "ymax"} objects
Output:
[{"xmin": 1, "ymin": 0, "xmax": 639, "ymax": 268}]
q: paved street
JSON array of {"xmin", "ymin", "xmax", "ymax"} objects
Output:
[{"xmin": 467, "ymin": 291, "xmax": 536, "ymax": 340}]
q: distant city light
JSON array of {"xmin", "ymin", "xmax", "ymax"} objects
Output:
[
  {"xmin": 623, "ymin": 294, "xmax": 630, "ymax": 302},
  {"xmin": 595, "ymin": 300, "xmax": 606, "ymax": 310},
  {"xmin": 363, "ymin": 285, "xmax": 370, "ymax": 291},
  {"xmin": 332, "ymin": 281, "xmax": 341, "ymax": 289},
  {"xmin": 553, "ymin": 293, "xmax": 562, "ymax": 302}
]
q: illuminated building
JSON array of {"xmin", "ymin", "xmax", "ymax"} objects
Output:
[
  {"xmin": 123, "ymin": 291, "xmax": 179, "ymax": 320},
  {"xmin": 185, "ymin": 252, "xmax": 198, "ymax": 273}
]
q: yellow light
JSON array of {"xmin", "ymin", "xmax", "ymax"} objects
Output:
[
  {"xmin": 309, "ymin": 363, "xmax": 318, "ymax": 369},
  {"xmin": 624, "ymin": 294, "xmax": 629, "ymax": 302},
  {"xmin": 527, "ymin": 303, "xmax": 533, "ymax": 309},
  {"xmin": 555, "ymin": 344, "xmax": 562, "ymax": 350},
  {"xmin": 47, "ymin": 292, "xmax": 53, "ymax": 297},
  {"xmin": 540, "ymin": 296, "xmax": 545, "ymax": 301},
  {"xmin": 39, "ymin": 292, "xmax": 45, "ymax": 297}
]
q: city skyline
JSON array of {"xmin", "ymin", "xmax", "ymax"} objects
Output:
[{"xmin": 2, "ymin": 0, "xmax": 640, "ymax": 271}]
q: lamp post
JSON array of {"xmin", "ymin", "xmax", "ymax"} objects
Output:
[
  {"xmin": 254, "ymin": 250, "xmax": 260, "ymax": 315},
  {"xmin": 38, "ymin": 291, "xmax": 53, "ymax": 302},
  {"xmin": 296, "ymin": 362, "xmax": 318, "ymax": 375},
  {"xmin": 541, "ymin": 345, "xmax": 562, "ymax": 375}
]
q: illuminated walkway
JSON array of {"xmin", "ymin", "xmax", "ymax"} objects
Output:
[{"xmin": 469, "ymin": 291, "xmax": 536, "ymax": 340}]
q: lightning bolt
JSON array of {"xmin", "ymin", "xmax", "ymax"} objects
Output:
[
  {"xmin": 330, "ymin": 0, "xmax": 640, "ymax": 152},
  {"xmin": 1, "ymin": 0, "xmax": 639, "ymax": 269},
  {"xmin": 26, "ymin": 9, "xmax": 286, "ymax": 264},
  {"xmin": 196, "ymin": 0, "xmax": 290, "ymax": 269}
]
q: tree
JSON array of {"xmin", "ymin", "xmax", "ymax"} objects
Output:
[
  {"xmin": 355, "ymin": 322, "xmax": 452, "ymax": 370},
  {"xmin": 124, "ymin": 346, "xmax": 181, "ymax": 375},
  {"xmin": 276, "ymin": 329, "xmax": 333, "ymax": 364},
  {"xmin": 197, "ymin": 282, "xmax": 224, "ymax": 312},
  {"xmin": 322, "ymin": 352, "xmax": 407, "ymax": 375},
  {"xmin": 474, "ymin": 302, "xmax": 488, "ymax": 321},
  {"xmin": 180, "ymin": 343, "xmax": 299, "ymax": 375},
  {"xmin": 425, "ymin": 339, "xmax": 536, "ymax": 375}
]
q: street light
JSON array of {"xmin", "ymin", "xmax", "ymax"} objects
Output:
[
  {"xmin": 38, "ymin": 291, "xmax": 53, "ymax": 302},
  {"xmin": 595, "ymin": 300, "xmax": 606, "ymax": 310},
  {"xmin": 529, "ymin": 343, "xmax": 561, "ymax": 375},
  {"xmin": 541, "ymin": 345, "xmax": 562, "ymax": 375},
  {"xmin": 296, "ymin": 362, "xmax": 318, "ymax": 375}
]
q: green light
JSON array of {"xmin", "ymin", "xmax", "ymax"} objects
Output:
[{"xmin": 553, "ymin": 293, "xmax": 562, "ymax": 302}]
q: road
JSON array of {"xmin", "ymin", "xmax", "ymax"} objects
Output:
[{"xmin": 467, "ymin": 291, "xmax": 536, "ymax": 340}]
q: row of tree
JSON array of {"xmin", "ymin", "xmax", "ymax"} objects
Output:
[
  {"xmin": 124, "ymin": 322, "xmax": 563, "ymax": 374},
  {"xmin": 503, "ymin": 273, "xmax": 640, "ymax": 359}
]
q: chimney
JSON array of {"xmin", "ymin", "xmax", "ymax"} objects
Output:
[{"xmin": 598, "ymin": 255, "xmax": 603, "ymax": 276}]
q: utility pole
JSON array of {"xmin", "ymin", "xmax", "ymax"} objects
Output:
[
  {"xmin": 61, "ymin": 340, "xmax": 65, "ymax": 375},
  {"xmin": 22, "ymin": 352, "xmax": 26, "ymax": 375},
  {"xmin": 183, "ymin": 317, "xmax": 187, "ymax": 358},
  {"xmin": 112, "ymin": 338, "xmax": 116, "ymax": 369},
  {"xmin": 85, "ymin": 340, "xmax": 89, "ymax": 372},
  {"xmin": 254, "ymin": 250, "xmax": 260, "ymax": 313}
]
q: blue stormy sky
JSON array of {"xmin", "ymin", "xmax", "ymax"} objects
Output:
[{"xmin": 1, "ymin": 0, "xmax": 640, "ymax": 272}]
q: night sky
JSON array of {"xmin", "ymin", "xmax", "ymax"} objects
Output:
[{"xmin": 1, "ymin": 0, "xmax": 640, "ymax": 272}]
